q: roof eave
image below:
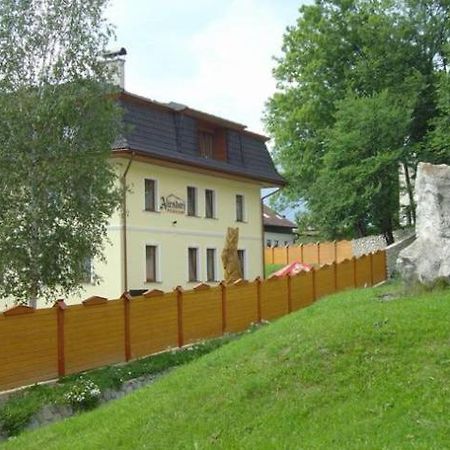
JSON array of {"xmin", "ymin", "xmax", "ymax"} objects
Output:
[{"xmin": 112, "ymin": 148, "xmax": 286, "ymax": 187}]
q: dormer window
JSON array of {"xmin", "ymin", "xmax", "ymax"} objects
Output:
[
  {"xmin": 197, "ymin": 123, "xmax": 227, "ymax": 161},
  {"xmin": 199, "ymin": 131, "xmax": 214, "ymax": 159}
]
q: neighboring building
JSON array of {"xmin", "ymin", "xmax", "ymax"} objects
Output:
[
  {"xmin": 263, "ymin": 205, "xmax": 296, "ymax": 247},
  {"xmin": 73, "ymin": 91, "xmax": 284, "ymax": 303}
]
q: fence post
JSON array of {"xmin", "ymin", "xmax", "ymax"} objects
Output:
[
  {"xmin": 220, "ymin": 282, "xmax": 227, "ymax": 334},
  {"xmin": 255, "ymin": 277, "xmax": 262, "ymax": 322},
  {"xmin": 300, "ymin": 244, "xmax": 304, "ymax": 263},
  {"xmin": 317, "ymin": 242, "xmax": 321, "ymax": 266},
  {"xmin": 54, "ymin": 299, "xmax": 67, "ymax": 378},
  {"xmin": 175, "ymin": 286, "xmax": 184, "ymax": 348},
  {"xmin": 271, "ymin": 246, "xmax": 275, "ymax": 265},
  {"xmin": 334, "ymin": 240, "xmax": 338, "ymax": 263},
  {"xmin": 287, "ymin": 274, "xmax": 292, "ymax": 313},
  {"xmin": 384, "ymin": 250, "xmax": 388, "ymax": 281},
  {"xmin": 286, "ymin": 246, "xmax": 290, "ymax": 264},
  {"xmin": 352, "ymin": 256, "xmax": 357, "ymax": 288},
  {"xmin": 121, "ymin": 292, "xmax": 132, "ymax": 362}
]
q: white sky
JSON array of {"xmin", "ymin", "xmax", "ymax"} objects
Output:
[{"xmin": 107, "ymin": 0, "xmax": 307, "ymax": 135}]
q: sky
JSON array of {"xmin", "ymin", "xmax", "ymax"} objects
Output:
[{"xmin": 106, "ymin": 0, "xmax": 308, "ymax": 136}]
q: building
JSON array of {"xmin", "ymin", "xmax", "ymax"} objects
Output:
[
  {"xmin": 263, "ymin": 205, "xmax": 296, "ymax": 247},
  {"xmin": 75, "ymin": 91, "xmax": 284, "ymax": 302}
]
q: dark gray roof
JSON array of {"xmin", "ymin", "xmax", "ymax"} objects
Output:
[
  {"xmin": 263, "ymin": 205, "xmax": 296, "ymax": 229},
  {"xmin": 113, "ymin": 92, "xmax": 285, "ymax": 186}
]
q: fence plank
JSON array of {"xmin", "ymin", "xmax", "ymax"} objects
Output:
[
  {"xmin": 260, "ymin": 277, "xmax": 289, "ymax": 321},
  {"xmin": 129, "ymin": 293, "xmax": 178, "ymax": 359},
  {"xmin": 182, "ymin": 287, "xmax": 222, "ymax": 345},
  {"xmin": 290, "ymin": 271, "xmax": 315, "ymax": 310},
  {"xmin": 225, "ymin": 282, "xmax": 258, "ymax": 333},
  {"xmin": 0, "ymin": 309, "xmax": 58, "ymax": 391},
  {"xmin": 315, "ymin": 265, "xmax": 336, "ymax": 299}
]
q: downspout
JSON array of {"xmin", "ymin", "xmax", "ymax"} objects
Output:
[
  {"xmin": 260, "ymin": 188, "xmax": 281, "ymax": 278},
  {"xmin": 121, "ymin": 152, "xmax": 135, "ymax": 293}
]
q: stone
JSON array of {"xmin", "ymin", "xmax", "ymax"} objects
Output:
[{"xmin": 397, "ymin": 162, "xmax": 450, "ymax": 285}]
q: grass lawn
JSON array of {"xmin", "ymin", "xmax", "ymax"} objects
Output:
[
  {"xmin": 2, "ymin": 283, "xmax": 450, "ymax": 449},
  {"xmin": 264, "ymin": 263, "xmax": 284, "ymax": 277}
]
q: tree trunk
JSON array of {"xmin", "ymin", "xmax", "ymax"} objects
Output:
[{"xmin": 402, "ymin": 161, "xmax": 416, "ymax": 225}]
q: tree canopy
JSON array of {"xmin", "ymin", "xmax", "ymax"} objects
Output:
[
  {"xmin": 265, "ymin": 0, "xmax": 450, "ymax": 243},
  {"xmin": 0, "ymin": 0, "xmax": 122, "ymax": 304}
]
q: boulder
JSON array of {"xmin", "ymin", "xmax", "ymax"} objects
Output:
[{"xmin": 397, "ymin": 162, "xmax": 450, "ymax": 286}]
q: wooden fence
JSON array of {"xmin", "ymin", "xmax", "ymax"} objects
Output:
[
  {"xmin": 265, "ymin": 240, "xmax": 353, "ymax": 266},
  {"xmin": 0, "ymin": 251, "xmax": 386, "ymax": 392}
]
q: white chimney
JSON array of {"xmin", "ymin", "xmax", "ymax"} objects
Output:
[{"xmin": 103, "ymin": 47, "xmax": 127, "ymax": 89}]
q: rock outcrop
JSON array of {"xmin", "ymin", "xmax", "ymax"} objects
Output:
[{"xmin": 397, "ymin": 162, "xmax": 450, "ymax": 286}]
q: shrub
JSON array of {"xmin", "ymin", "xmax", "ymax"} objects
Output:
[{"xmin": 63, "ymin": 378, "xmax": 101, "ymax": 411}]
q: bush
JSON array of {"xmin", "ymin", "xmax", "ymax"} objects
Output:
[{"xmin": 63, "ymin": 378, "xmax": 101, "ymax": 411}]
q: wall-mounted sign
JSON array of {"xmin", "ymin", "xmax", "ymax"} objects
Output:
[{"xmin": 160, "ymin": 194, "xmax": 186, "ymax": 214}]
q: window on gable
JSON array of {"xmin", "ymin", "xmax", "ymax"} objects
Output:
[
  {"xmin": 206, "ymin": 248, "xmax": 216, "ymax": 282},
  {"xmin": 146, "ymin": 245, "xmax": 157, "ymax": 282},
  {"xmin": 205, "ymin": 189, "xmax": 215, "ymax": 218},
  {"xmin": 145, "ymin": 179, "xmax": 157, "ymax": 212},
  {"xmin": 188, "ymin": 247, "xmax": 199, "ymax": 282},
  {"xmin": 187, "ymin": 186, "xmax": 197, "ymax": 216},
  {"xmin": 237, "ymin": 249, "xmax": 246, "ymax": 279},
  {"xmin": 236, "ymin": 194, "xmax": 245, "ymax": 222}
]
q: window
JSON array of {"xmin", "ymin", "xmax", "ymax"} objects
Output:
[
  {"xmin": 205, "ymin": 189, "xmax": 215, "ymax": 218},
  {"xmin": 237, "ymin": 250, "xmax": 246, "ymax": 279},
  {"xmin": 236, "ymin": 194, "xmax": 244, "ymax": 222},
  {"xmin": 206, "ymin": 248, "xmax": 216, "ymax": 282},
  {"xmin": 266, "ymin": 239, "xmax": 272, "ymax": 247},
  {"xmin": 274, "ymin": 240, "xmax": 279, "ymax": 247},
  {"xmin": 145, "ymin": 245, "xmax": 157, "ymax": 282},
  {"xmin": 188, "ymin": 247, "xmax": 199, "ymax": 282},
  {"xmin": 145, "ymin": 179, "xmax": 157, "ymax": 211},
  {"xmin": 199, "ymin": 131, "xmax": 214, "ymax": 159},
  {"xmin": 81, "ymin": 257, "xmax": 92, "ymax": 283},
  {"xmin": 187, "ymin": 186, "xmax": 197, "ymax": 216}
]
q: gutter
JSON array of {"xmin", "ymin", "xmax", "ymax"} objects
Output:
[
  {"xmin": 260, "ymin": 188, "xmax": 282, "ymax": 278},
  {"xmin": 121, "ymin": 152, "xmax": 135, "ymax": 293}
]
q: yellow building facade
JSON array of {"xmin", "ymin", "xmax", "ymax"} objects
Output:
[{"xmin": 72, "ymin": 91, "xmax": 284, "ymax": 304}]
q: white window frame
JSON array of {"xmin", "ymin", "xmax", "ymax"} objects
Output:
[
  {"xmin": 187, "ymin": 186, "xmax": 198, "ymax": 217},
  {"xmin": 144, "ymin": 243, "xmax": 161, "ymax": 283},
  {"xmin": 235, "ymin": 193, "xmax": 246, "ymax": 223},
  {"xmin": 237, "ymin": 248, "xmax": 247, "ymax": 280},
  {"xmin": 187, "ymin": 245, "xmax": 201, "ymax": 282},
  {"xmin": 206, "ymin": 247, "xmax": 219, "ymax": 282},
  {"xmin": 144, "ymin": 178, "xmax": 159, "ymax": 212},
  {"xmin": 204, "ymin": 188, "xmax": 217, "ymax": 219}
]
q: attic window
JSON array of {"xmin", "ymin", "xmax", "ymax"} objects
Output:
[
  {"xmin": 199, "ymin": 131, "xmax": 214, "ymax": 159},
  {"xmin": 198, "ymin": 125, "xmax": 227, "ymax": 161}
]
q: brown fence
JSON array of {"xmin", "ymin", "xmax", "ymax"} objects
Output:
[
  {"xmin": 0, "ymin": 251, "xmax": 386, "ymax": 392},
  {"xmin": 265, "ymin": 240, "xmax": 353, "ymax": 266}
]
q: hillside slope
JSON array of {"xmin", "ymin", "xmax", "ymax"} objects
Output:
[{"xmin": 3, "ymin": 284, "xmax": 450, "ymax": 449}]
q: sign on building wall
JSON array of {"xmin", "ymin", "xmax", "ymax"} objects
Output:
[{"xmin": 160, "ymin": 194, "xmax": 186, "ymax": 214}]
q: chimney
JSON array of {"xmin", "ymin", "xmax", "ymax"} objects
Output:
[{"xmin": 103, "ymin": 47, "xmax": 127, "ymax": 89}]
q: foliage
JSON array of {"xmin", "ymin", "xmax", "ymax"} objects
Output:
[
  {"xmin": 63, "ymin": 378, "xmax": 101, "ymax": 411},
  {"xmin": 4, "ymin": 283, "xmax": 450, "ymax": 449},
  {"xmin": 265, "ymin": 0, "xmax": 450, "ymax": 242},
  {"xmin": 0, "ymin": 0, "xmax": 122, "ymax": 304}
]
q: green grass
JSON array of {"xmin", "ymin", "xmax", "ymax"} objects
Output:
[
  {"xmin": 264, "ymin": 263, "xmax": 284, "ymax": 277},
  {"xmin": 0, "ymin": 334, "xmax": 238, "ymax": 437},
  {"xmin": 3, "ymin": 283, "xmax": 450, "ymax": 449}
]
